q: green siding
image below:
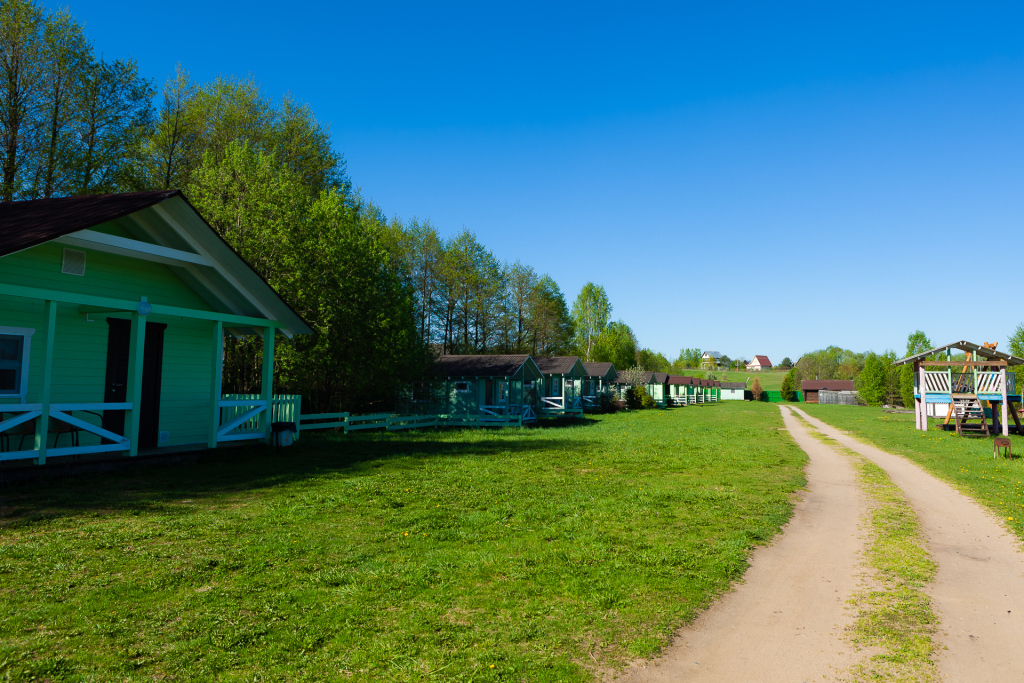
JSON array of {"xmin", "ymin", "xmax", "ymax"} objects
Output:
[
  {"xmin": 1, "ymin": 240, "xmax": 222, "ymax": 451},
  {"xmin": 0, "ymin": 239, "xmax": 215, "ymax": 311}
]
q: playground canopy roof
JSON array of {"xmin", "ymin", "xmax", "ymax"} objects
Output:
[{"xmin": 894, "ymin": 341, "xmax": 1024, "ymax": 367}]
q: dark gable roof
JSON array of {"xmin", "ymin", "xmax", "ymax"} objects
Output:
[
  {"xmin": 651, "ymin": 372, "xmax": 669, "ymax": 383},
  {"xmin": 752, "ymin": 355, "xmax": 772, "ymax": 366},
  {"xmin": 801, "ymin": 380, "xmax": 856, "ymax": 391},
  {"xmin": 721, "ymin": 381, "xmax": 746, "ymax": 389},
  {"xmin": 434, "ymin": 355, "xmax": 531, "ymax": 377},
  {"xmin": 582, "ymin": 361, "xmax": 615, "ymax": 378},
  {"xmin": 534, "ymin": 356, "xmax": 581, "ymax": 375},
  {"xmin": 668, "ymin": 375, "xmax": 693, "ymax": 385},
  {"xmin": 0, "ymin": 190, "xmax": 179, "ymax": 257}
]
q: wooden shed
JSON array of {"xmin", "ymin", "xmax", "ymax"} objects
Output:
[
  {"xmin": 0, "ymin": 191, "xmax": 311, "ymax": 466},
  {"xmin": 801, "ymin": 380, "xmax": 856, "ymax": 404},
  {"xmin": 721, "ymin": 381, "xmax": 746, "ymax": 400}
]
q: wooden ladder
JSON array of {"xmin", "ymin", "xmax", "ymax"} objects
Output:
[{"xmin": 954, "ymin": 397, "xmax": 990, "ymax": 437}]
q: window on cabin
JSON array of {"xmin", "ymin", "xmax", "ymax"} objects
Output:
[
  {"xmin": 454, "ymin": 381, "xmax": 470, "ymax": 393},
  {"xmin": 550, "ymin": 377, "xmax": 561, "ymax": 395},
  {"xmin": 0, "ymin": 334, "xmax": 25, "ymax": 395}
]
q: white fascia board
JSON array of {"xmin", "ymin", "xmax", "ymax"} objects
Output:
[
  {"xmin": 150, "ymin": 202, "xmax": 281, "ymax": 326},
  {"xmin": 54, "ymin": 230, "xmax": 210, "ymax": 266}
]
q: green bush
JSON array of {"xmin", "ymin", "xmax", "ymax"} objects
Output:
[{"xmin": 627, "ymin": 385, "xmax": 655, "ymax": 409}]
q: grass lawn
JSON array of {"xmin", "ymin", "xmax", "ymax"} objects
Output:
[
  {"xmin": 799, "ymin": 404, "xmax": 1024, "ymax": 541},
  {"xmin": 0, "ymin": 403, "xmax": 805, "ymax": 682}
]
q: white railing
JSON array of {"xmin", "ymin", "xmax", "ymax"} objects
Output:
[
  {"xmin": 923, "ymin": 371, "xmax": 950, "ymax": 393},
  {"xmin": 0, "ymin": 402, "xmax": 131, "ymax": 461},
  {"xmin": 977, "ymin": 372, "xmax": 1002, "ymax": 394},
  {"xmin": 542, "ymin": 396, "xmax": 565, "ymax": 409}
]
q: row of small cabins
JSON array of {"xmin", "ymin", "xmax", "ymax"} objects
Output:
[
  {"xmin": 401, "ymin": 355, "xmax": 727, "ymax": 420},
  {"xmin": 0, "ymin": 191, "xmax": 728, "ymax": 468}
]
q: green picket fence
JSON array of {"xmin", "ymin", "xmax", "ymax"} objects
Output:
[{"xmin": 758, "ymin": 391, "xmax": 804, "ymax": 403}]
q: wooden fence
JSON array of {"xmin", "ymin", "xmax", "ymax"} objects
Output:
[{"xmin": 296, "ymin": 411, "xmax": 523, "ymax": 434}]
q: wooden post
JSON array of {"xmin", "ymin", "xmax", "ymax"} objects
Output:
[
  {"xmin": 125, "ymin": 310, "xmax": 147, "ymax": 456},
  {"xmin": 1001, "ymin": 366, "xmax": 1009, "ymax": 437},
  {"xmin": 260, "ymin": 326, "xmax": 275, "ymax": 442},
  {"xmin": 207, "ymin": 321, "xmax": 223, "ymax": 449},
  {"xmin": 920, "ymin": 365, "xmax": 928, "ymax": 431},
  {"xmin": 34, "ymin": 300, "xmax": 57, "ymax": 465},
  {"xmin": 913, "ymin": 361, "xmax": 921, "ymax": 429}
]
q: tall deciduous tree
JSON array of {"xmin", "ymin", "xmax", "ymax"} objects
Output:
[
  {"xmin": 592, "ymin": 320, "xmax": 637, "ymax": 371},
  {"xmin": 0, "ymin": 0, "xmax": 44, "ymax": 201},
  {"xmin": 570, "ymin": 282, "xmax": 611, "ymax": 361}
]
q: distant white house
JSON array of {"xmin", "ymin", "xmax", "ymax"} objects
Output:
[
  {"xmin": 746, "ymin": 355, "xmax": 772, "ymax": 372},
  {"xmin": 701, "ymin": 351, "xmax": 723, "ymax": 369}
]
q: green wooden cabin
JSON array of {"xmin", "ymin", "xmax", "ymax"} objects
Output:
[
  {"xmin": 667, "ymin": 375, "xmax": 693, "ymax": 405},
  {"xmin": 534, "ymin": 356, "xmax": 587, "ymax": 413},
  {"xmin": 647, "ymin": 372, "xmax": 669, "ymax": 406},
  {"xmin": 581, "ymin": 361, "xmax": 617, "ymax": 409},
  {"xmin": 426, "ymin": 355, "xmax": 544, "ymax": 421},
  {"xmin": 0, "ymin": 191, "xmax": 311, "ymax": 466}
]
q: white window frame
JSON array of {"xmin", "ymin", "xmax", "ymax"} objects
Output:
[
  {"xmin": 0, "ymin": 326, "xmax": 35, "ymax": 401},
  {"xmin": 454, "ymin": 381, "xmax": 470, "ymax": 393}
]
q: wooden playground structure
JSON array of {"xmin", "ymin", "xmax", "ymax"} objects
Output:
[{"xmin": 895, "ymin": 341, "xmax": 1024, "ymax": 437}]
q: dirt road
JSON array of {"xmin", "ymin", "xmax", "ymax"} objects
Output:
[{"xmin": 615, "ymin": 405, "xmax": 1024, "ymax": 682}]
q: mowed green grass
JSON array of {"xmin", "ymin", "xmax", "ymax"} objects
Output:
[
  {"xmin": 0, "ymin": 403, "xmax": 805, "ymax": 682},
  {"xmin": 799, "ymin": 404, "xmax": 1024, "ymax": 539}
]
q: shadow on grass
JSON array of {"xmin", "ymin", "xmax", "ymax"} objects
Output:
[{"xmin": 0, "ymin": 426, "xmax": 599, "ymax": 523}]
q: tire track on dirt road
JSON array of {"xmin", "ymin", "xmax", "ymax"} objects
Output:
[
  {"xmin": 616, "ymin": 405, "xmax": 870, "ymax": 681},
  {"xmin": 791, "ymin": 406, "xmax": 1024, "ymax": 682}
]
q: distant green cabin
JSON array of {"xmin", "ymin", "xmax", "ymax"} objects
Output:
[
  {"xmin": 424, "ymin": 354, "xmax": 544, "ymax": 421},
  {"xmin": 581, "ymin": 361, "xmax": 617, "ymax": 408},
  {"xmin": 534, "ymin": 356, "xmax": 587, "ymax": 413},
  {"xmin": 647, "ymin": 372, "xmax": 669, "ymax": 406},
  {"xmin": 0, "ymin": 191, "xmax": 311, "ymax": 467}
]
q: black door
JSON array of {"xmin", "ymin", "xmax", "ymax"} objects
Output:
[{"xmin": 102, "ymin": 318, "xmax": 166, "ymax": 449}]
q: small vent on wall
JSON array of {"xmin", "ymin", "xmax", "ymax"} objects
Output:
[{"xmin": 61, "ymin": 248, "xmax": 86, "ymax": 276}]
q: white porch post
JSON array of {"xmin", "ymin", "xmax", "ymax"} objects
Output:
[
  {"xmin": 125, "ymin": 309, "xmax": 148, "ymax": 456},
  {"xmin": 1001, "ymin": 365, "xmax": 1009, "ymax": 437},
  {"xmin": 260, "ymin": 326, "xmax": 275, "ymax": 442},
  {"xmin": 34, "ymin": 300, "xmax": 57, "ymax": 465},
  {"xmin": 919, "ymin": 365, "xmax": 928, "ymax": 432},
  {"xmin": 913, "ymin": 361, "xmax": 921, "ymax": 430},
  {"xmin": 208, "ymin": 321, "xmax": 223, "ymax": 449}
]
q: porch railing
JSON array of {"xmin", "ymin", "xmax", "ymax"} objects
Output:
[
  {"xmin": 0, "ymin": 402, "xmax": 131, "ymax": 462},
  {"xmin": 217, "ymin": 394, "xmax": 302, "ymax": 442},
  {"xmin": 916, "ymin": 371, "xmax": 1015, "ymax": 395}
]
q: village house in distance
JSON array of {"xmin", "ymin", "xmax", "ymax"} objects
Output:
[{"xmin": 746, "ymin": 355, "xmax": 772, "ymax": 371}]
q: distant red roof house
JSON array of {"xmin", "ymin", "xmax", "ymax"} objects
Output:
[{"xmin": 746, "ymin": 355, "xmax": 772, "ymax": 371}]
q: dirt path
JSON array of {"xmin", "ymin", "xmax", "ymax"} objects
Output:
[
  {"xmin": 617, "ymin": 405, "xmax": 1024, "ymax": 682},
  {"xmin": 617, "ymin": 405, "xmax": 869, "ymax": 681},
  {"xmin": 792, "ymin": 406, "xmax": 1024, "ymax": 681}
]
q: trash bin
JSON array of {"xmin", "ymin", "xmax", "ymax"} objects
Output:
[{"xmin": 272, "ymin": 421, "xmax": 297, "ymax": 447}]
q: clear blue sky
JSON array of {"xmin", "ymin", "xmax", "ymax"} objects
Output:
[{"xmin": 56, "ymin": 1, "xmax": 1024, "ymax": 363}]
